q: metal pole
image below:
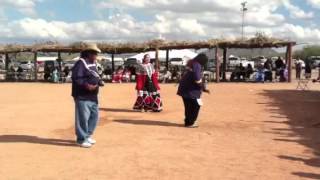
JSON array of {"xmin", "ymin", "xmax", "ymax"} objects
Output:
[
  {"xmin": 241, "ymin": 1, "xmax": 248, "ymax": 41},
  {"xmin": 242, "ymin": 11, "xmax": 244, "ymax": 40}
]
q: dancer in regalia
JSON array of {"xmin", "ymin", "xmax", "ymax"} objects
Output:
[{"xmin": 133, "ymin": 54, "xmax": 163, "ymax": 112}]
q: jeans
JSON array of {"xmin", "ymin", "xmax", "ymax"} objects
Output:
[
  {"xmin": 182, "ymin": 98, "xmax": 201, "ymax": 126},
  {"xmin": 75, "ymin": 100, "xmax": 99, "ymax": 143}
]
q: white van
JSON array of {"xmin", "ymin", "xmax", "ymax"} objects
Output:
[
  {"xmin": 228, "ymin": 56, "xmax": 241, "ymax": 67},
  {"xmin": 19, "ymin": 61, "xmax": 34, "ymax": 70},
  {"xmin": 170, "ymin": 56, "xmax": 191, "ymax": 66}
]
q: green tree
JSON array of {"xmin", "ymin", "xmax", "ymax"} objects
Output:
[{"xmin": 294, "ymin": 45, "xmax": 320, "ymax": 60}]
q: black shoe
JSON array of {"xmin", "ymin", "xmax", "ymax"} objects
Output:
[{"xmin": 152, "ymin": 109, "xmax": 163, "ymax": 112}]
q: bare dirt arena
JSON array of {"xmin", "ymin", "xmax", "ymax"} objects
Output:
[{"xmin": 0, "ymin": 82, "xmax": 319, "ymax": 180}]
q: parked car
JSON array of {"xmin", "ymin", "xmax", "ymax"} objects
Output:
[
  {"xmin": 0, "ymin": 58, "xmax": 5, "ymax": 70},
  {"xmin": 170, "ymin": 56, "xmax": 191, "ymax": 66},
  {"xmin": 103, "ymin": 58, "xmax": 125, "ymax": 70},
  {"xmin": 252, "ymin": 56, "xmax": 267, "ymax": 67},
  {"xmin": 63, "ymin": 60, "xmax": 76, "ymax": 69},
  {"xmin": 228, "ymin": 56, "xmax": 254, "ymax": 70},
  {"xmin": 207, "ymin": 60, "xmax": 215, "ymax": 71},
  {"xmin": 170, "ymin": 58, "xmax": 184, "ymax": 66},
  {"xmin": 19, "ymin": 61, "xmax": 34, "ymax": 70},
  {"xmin": 124, "ymin": 58, "xmax": 139, "ymax": 68},
  {"xmin": 309, "ymin": 56, "xmax": 320, "ymax": 68},
  {"xmin": 228, "ymin": 56, "xmax": 241, "ymax": 68}
]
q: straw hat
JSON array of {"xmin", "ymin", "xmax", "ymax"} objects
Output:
[{"xmin": 81, "ymin": 43, "xmax": 101, "ymax": 53}]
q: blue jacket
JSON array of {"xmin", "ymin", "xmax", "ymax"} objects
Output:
[
  {"xmin": 72, "ymin": 59, "xmax": 100, "ymax": 103},
  {"xmin": 177, "ymin": 61, "xmax": 202, "ymax": 99}
]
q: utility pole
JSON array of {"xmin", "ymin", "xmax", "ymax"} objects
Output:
[{"xmin": 241, "ymin": 1, "xmax": 248, "ymax": 41}]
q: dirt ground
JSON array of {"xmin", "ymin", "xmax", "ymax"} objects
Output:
[{"xmin": 0, "ymin": 82, "xmax": 319, "ymax": 180}]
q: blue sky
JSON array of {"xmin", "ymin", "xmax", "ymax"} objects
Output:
[
  {"xmin": 0, "ymin": 0, "xmax": 319, "ymax": 44},
  {"xmin": 6, "ymin": 0, "xmax": 318, "ymax": 23}
]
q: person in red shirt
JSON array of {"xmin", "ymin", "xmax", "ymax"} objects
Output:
[{"xmin": 112, "ymin": 66, "xmax": 124, "ymax": 83}]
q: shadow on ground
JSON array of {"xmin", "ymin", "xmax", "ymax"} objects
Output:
[
  {"xmin": 260, "ymin": 90, "xmax": 320, "ymax": 179},
  {"xmin": 0, "ymin": 135, "xmax": 77, "ymax": 147},
  {"xmin": 114, "ymin": 119, "xmax": 183, "ymax": 127},
  {"xmin": 99, "ymin": 108, "xmax": 140, "ymax": 113}
]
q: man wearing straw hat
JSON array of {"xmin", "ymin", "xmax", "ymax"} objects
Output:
[{"xmin": 72, "ymin": 43, "xmax": 103, "ymax": 148}]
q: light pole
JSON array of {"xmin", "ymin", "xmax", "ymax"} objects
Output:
[{"xmin": 241, "ymin": 1, "xmax": 248, "ymax": 41}]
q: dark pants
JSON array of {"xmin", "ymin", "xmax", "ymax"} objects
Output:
[
  {"xmin": 182, "ymin": 98, "xmax": 201, "ymax": 126},
  {"xmin": 296, "ymin": 69, "xmax": 301, "ymax": 79},
  {"xmin": 265, "ymin": 71, "xmax": 273, "ymax": 81}
]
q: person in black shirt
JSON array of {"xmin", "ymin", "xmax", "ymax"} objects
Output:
[
  {"xmin": 275, "ymin": 57, "xmax": 284, "ymax": 80},
  {"xmin": 264, "ymin": 59, "xmax": 273, "ymax": 82},
  {"xmin": 177, "ymin": 54, "xmax": 210, "ymax": 128},
  {"xmin": 305, "ymin": 60, "xmax": 312, "ymax": 79}
]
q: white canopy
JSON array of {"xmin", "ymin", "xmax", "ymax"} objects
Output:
[{"xmin": 37, "ymin": 56, "xmax": 58, "ymax": 62}]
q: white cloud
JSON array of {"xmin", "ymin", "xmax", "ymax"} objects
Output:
[
  {"xmin": 0, "ymin": 0, "xmax": 319, "ymax": 45},
  {"xmin": 0, "ymin": 14, "xmax": 319, "ymax": 45},
  {"xmin": 277, "ymin": 24, "xmax": 320, "ymax": 42},
  {"xmin": 307, "ymin": 0, "xmax": 320, "ymax": 9},
  {"xmin": 282, "ymin": 0, "xmax": 314, "ymax": 19}
]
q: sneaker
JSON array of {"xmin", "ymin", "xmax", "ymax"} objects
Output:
[
  {"xmin": 186, "ymin": 124, "xmax": 199, "ymax": 128},
  {"xmin": 79, "ymin": 141, "xmax": 92, "ymax": 148},
  {"xmin": 87, "ymin": 137, "xmax": 96, "ymax": 144},
  {"xmin": 185, "ymin": 122, "xmax": 199, "ymax": 128}
]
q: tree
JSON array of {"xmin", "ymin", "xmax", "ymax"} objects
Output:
[{"xmin": 294, "ymin": 45, "xmax": 320, "ymax": 60}]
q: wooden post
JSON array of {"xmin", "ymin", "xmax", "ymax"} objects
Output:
[
  {"xmin": 5, "ymin": 53, "xmax": 9, "ymax": 71},
  {"xmin": 285, "ymin": 48, "xmax": 288, "ymax": 65},
  {"xmin": 222, "ymin": 48, "xmax": 227, "ymax": 81},
  {"xmin": 111, "ymin": 53, "xmax": 115, "ymax": 73},
  {"xmin": 287, "ymin": 43, "xmax": 293, "ymax": 82},
  {"xmin": 165, "ymin": 49, "xmax": 169, "ymax": 70},
  {"xmin": 215, "ymin": 47, "xmax": 220, "ymax": 83},
  {"xmin": 155, "ymin": 48, "xmax": 160, "ymax": 70},
  {"xmin": 57, "ymin": 51, "xmax": 62, "ymax": 71},
  {"xmin": 5, "ymin": 53, "xmax": 10, "ymax": 81},
  {"xmin": 58, "ymin": 51, "xmax": 62, "ymax": 60},
  {"xmin": 34, "ymin": 51, "xmax": 38, "ymax": 81}
]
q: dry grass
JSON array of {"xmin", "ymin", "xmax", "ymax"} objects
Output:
[{"xmin": 0, "ymin": 34, "xmax": 295, "ymax": 54}]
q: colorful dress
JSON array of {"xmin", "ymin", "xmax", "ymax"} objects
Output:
[
  {"xmin": 112, "ymin": 70, "xmax": 123, "ymax": 83},
  {"xmin": 133, "ymin": 63, "xmax": 163, "ymax": 112}
]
